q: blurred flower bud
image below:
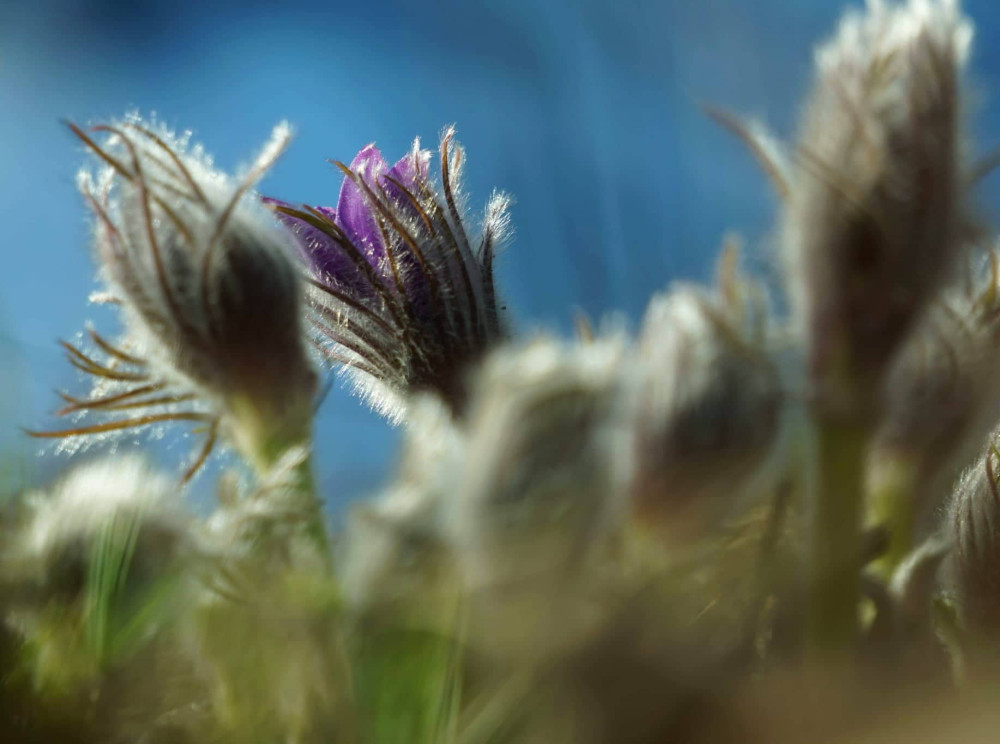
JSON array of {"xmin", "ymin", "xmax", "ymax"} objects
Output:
[
  {"xmin": 783, "ymin": 0, "xmax": 973, "ymax": 422},
  {"xmin": 870, "ymin": 259, "xmax": 1000, "ymax": 538},
  {"xmin": 628, "ymin": 269, "xmax": 782, "ymax": 537},
  {"xmin": 341, "ymin": 487, "xmax": 454, "ymax": 622},
  {"xmin": 446, "ymin": 336, "xmax": 629, "ymax": 661},
  {"xmin": 1, "ymin": 457, "xmax": 204, "ymax": 699},
  {"xmin": 32, "ymin": 116, "xmax": 317, "ymax": 478},
  {"xmin": 269, "ymin": 129, "xmax": 510, "ymax": 422},
  {"xmin": 948, "ymin": 444, "xmax": 1000, "ymax": 640},
  {"xmin": 7, "ymin": 456, "xmax": 199, "ymax": 608}
]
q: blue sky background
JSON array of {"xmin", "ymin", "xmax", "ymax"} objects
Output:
[{"xmin": 3, "ymin": 0, "xmax": 1000, "ymax": 512}]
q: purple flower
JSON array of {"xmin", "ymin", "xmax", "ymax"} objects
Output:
[{"xmin": 271, "ymin": 129, "xmax": 510, "ymax": 421}]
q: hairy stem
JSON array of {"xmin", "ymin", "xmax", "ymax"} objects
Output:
[{"xmin": 287, "ymin": 453, "xmax": 331, "ymax": 562}]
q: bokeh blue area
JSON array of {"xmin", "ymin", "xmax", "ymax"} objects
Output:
[{"xmin": 3, "ymin": 0, "xmax": 1000, "ymax": 511}]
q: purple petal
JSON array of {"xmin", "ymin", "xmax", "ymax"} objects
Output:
[
  {"xmin": 263, "ymin": 197, "xmax": 322, "ymax": 265},
  {"xmin": 265, "ymin": 197, "xmax": 373, "ymax": 297},
  {"xmin": 336, "ymin": 144, "xmax": 389, "ymax": 263},
  {"xmin": 382, "ymin": 147, "xmax": 436, "ymax": 318},
  {"xmin": 383, "ymin": 144, "xmax": 432, "ymax": 207}
]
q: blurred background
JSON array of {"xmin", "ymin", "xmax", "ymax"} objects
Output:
[{"xmin": 2, "ymin": 0, "xmax": 1000, "ymax": 512}]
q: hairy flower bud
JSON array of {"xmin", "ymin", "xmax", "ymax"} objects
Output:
[
  {"xmin": 1, "ymin": 456, "xmax": 203, "ymax": 692},
  {"xmin": 0, "ymin": 458, "xmax": 217, "ymax": 741},
  {"xmin": 870, "ymin": 258, "xmax": 1000, "ymax": 536},
  {"xmin": 446, "ymin": 337, "xmax": 628, "ymax": 660},
  {"xmin": 9, "ymin": 457, "xmax": 198, "ymax": 601},
  {"xmin": 453, "ymin": 337, "xmax": 628, "ymax": 585},
  {"xmin": 341, "ymin": 487, "xmax": 453, "ymax": 621},
  {"xmin": 784, "ymin": 0, "xmax": 973, "ymax": 421},
  {"xmin": 948, "ymin": 444, "xmax": 1000, "ymax": 640},
  {"xmin": 270, "ymin": 129, "xmax": 510, "ymax": 423},
  {"xmin": 33, "ymin": 116, "xmax": 317, "ymax": 478},
  {"xmin": 628, "ymin": 277, "xmax": 782, "ymax": 537}
]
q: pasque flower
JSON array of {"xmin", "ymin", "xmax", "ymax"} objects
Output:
[
  {"xmin": 1, "ymin": 456, "xmax": 204, "ymax": 694},
  {"xmin": 270, "ymin": 129, "xmax": 510, "ymax": 422},
  {"xmin": 444, "ymin": 336, "xmax": 630, "ymax": 661},
  {"xmin": 782, "ymin": 0, "xmax": 974, "ymax": 421},
  {"xmin": 628, "ymin": 246, "xmax": 782, "ymax": 537},
  {"xmin": 870, "ymin": 251, "xmax": 1000, "ymax": 542},
  {"xmin": 948, "ymin": 442, "xmax": 1000, "ymax": 640},
  {"xmin": 30, "ymin": 116, "xmax": 317, "ymax": 478},
  {"xmin": 7, "ymin": 456, "xmax": 199, "ymax": 606}
]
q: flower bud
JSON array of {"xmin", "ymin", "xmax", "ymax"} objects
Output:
[
  {"xmin": 628, "ymin": 279, "xmax": 782, "ymax": 537},
  {"xmin": 1, "ymin": 456, "xmax": 203, "ymax": 693},
  {"xmin": 453, "ymin": 337, "xmax": 628, "ymax": 583},
  {"xmin": 340, "ymin": 487, "xmax": 453, "ymax": 619},
  {"xmin": 33, "ymin": 116, "xmax": 317, "ymax": 478},
  {"xmin": 446, "ymin": 336, "xmax": 629, "ymax": 660},
  {"xmin": 9, "ymin": 456, "xmax": 199, "ymax": 606},
  {"xmin": 948, "ymin": 444, "xmax": 1000, "ymax": 639},
  {"xmin": 270, "ymin": 129, "xmax": 510, "ymax": 422},
  {"xmin": 870, "ymin": 261, "xmax": 1000, "ymax": 536},
  {"xmin": 784, "ymin": 0, "xmax": 973, "ymax": 421}
]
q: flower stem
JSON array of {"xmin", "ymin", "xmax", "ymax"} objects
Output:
[
  {"xmin": 281, "ymin": 452, "xmax": 332, "ymax": 563},
  {"xmin": 869, "ymin": 457, "xmax": 917, "ymax": 580},
  {"xmin": 807, "ymin": 417, "xmax": 868, "ymax": 655}
]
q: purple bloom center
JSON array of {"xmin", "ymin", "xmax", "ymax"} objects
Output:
[{"xmin": 271, "ymin": 143, "xmax": 431, "ymax": 302}]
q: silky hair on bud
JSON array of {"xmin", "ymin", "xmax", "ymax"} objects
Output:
[
  {"xmin": 18, "ymin": 456, "xmax": 196, "ymax": 571},
  {"xmin": 34, "ymin": 116, "xmax": 317, "ymax": 479},
  {"xmin": 270, "ymin": 130, "xmax": 510, "ymax": 424},
  {"xmin": 444, "ymin": 335, "xmax": 629, "ymax": 662},
  {"xmin": 628, "ymin": 283, "xmax": 782, "ymax": 537},
  {"xmin": 947, "ymin": 441, "xmax": 1000, "ymax": 639},
  {"xmin": 783, "ymin": 0, "xmax": 973, "ymax": 420}
]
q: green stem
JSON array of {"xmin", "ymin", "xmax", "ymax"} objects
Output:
[
  {"xmin": 272, "ymin": 450, "xmax": 331, "ymax": 564},
  {"xmin": 229, "ymin": 394, "xmax": 331, "ymax": 564},
  {"xmin": 807, "ymin": 417, "xmax": 868, "ymax": 655},
  {"xmin": 869, "ymin": 456, "xmax": 917, "ymax": 580}
]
